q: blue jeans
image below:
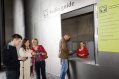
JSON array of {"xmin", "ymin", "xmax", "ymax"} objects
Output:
[{"xmin": 59, "ymin": 59, "xmax": 68, "ymax": 79}]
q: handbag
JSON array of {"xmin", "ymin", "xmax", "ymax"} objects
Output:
[
  {"xmin": 39, "ymin": 45, "xmax": 48, "ymax": 59},
  {"xmin": 41, "ymin": 52, "xmax": 48, "ymax": 59},
  {"xmin": 43, "ymin": 53, "xmax": 48, "ymax": 59}
]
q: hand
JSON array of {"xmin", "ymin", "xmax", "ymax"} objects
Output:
[
  {"xmin": 69, "ymin": 51, "xmax": 72, "ymax": 53},
  {"xmin": 79, "ymin": 49, "xmax": 82, "ymax": 51},
  {"xmin": 18, "ymin": 57, "xmax": 27, "ymax": 61},
  {"xmin": 32, "ymin": 52, "xmax": 36, "ymax": 56},
  {"xmin": 30, "ymin": 50, "xmax": 34, "ymax": 53},
  {"xmin": 78, "ymin": 54, "xmax": 84, "ymax": 56},
  {"xmin": 78, "ymin": 54, "xmax": 82, "ymax": 56},
  {"xmin": 42, "ymin": 53, "xmax": 46, "ymax": 55}
]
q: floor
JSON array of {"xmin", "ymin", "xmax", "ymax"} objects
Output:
[{"xmin": 0, "ymin": 71, "xmax": 58, "ymax": 79}]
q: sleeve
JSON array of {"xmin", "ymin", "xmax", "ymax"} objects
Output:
[
  {"xmin": 31, "ymin": 48, "xmax": 34, "ymax": 55},
  {"xmin": 3, "ymin": 47, "xmax": 19, "ymax": 66},
  {"xmin": 2, "ymin": 47, "xmax": 8, "ymax": 65},
  {"xmin": 39, "ymin": 45, "xmax": 47, "ymax": 54},
  {"xmin": 19, "ymin": 48, "xmax": 25, "ymax": 57},
  {"xmin": 84, "ymin": 48, "xmax": 89, "ymax": 56},
  {"xmin": 31, "ymin": 47, "xmax": 34, "ymax": 51},
  {"xmin": 60, "ymin": 39, "xmax": 69, "ymax": 52},
  {"xmin": 76, "ymin": 48, "xmax": 81, "ymax": 57},
  {"xmin": 11, "ymin": 48, "xmax": 19, "ymax": 63},
  {"xmin": 61, "ymin": 39, "xmax": 66, "ymax": 50},
  {"xmin": 76, "ymin": 48, "xmax": 79, "ymax": 54}
]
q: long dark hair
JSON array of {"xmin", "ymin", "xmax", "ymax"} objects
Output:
[{"xmin": 21, "ymin": 38, "xmax": 30, "ymax": 51}]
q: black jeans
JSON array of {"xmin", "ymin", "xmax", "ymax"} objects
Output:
[
  {"xmin": 35, "ymin": 60, "xmax": 47, "ymax": 79},
  {"xmin": 6, "ymin": 70, "xmax": 20, "ymax": 79}
]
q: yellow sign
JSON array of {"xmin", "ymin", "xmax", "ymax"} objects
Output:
[{"xmin": 97, "ymin": 0, "xmax": 119, "ymax": 52}]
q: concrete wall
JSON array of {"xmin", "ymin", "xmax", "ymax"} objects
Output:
[
  {"xmin": 4, "ymin": 0, "xmax": 14, "ymax": 43},
  {"xmin": 24, "ymin": 0, "xmax": 98, "ymax": 76},
  {"xmin": 14, "ymin": 0, "xmax": 25, "ymax": 38},
  {"xmin": 4, "ymin": 0, "xmax": 25, "ymax": 43}
]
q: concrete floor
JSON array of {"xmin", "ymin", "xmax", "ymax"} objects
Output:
[{"xmin": 0, "ymin": 71, "xmax": 58, "ymax": 79}]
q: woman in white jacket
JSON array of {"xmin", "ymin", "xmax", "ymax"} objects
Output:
[{"xmin": 19, "ymin": 38, "xmax": 32, "ymax": 79}]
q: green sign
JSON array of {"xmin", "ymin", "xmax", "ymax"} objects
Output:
[{"xmin": 97, "ymin": 0, "xmax": 119, "ymax": 52}]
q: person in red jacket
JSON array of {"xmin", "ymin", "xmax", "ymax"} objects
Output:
[
  {"xmin": 31, "ymin": 38, "xmax": 47, "ymax": 79},
  {"xmin": 76, "ymin": 41, "xmax": 89, "ymax": 58}
]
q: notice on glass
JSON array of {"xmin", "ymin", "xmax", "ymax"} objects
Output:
[{"xmin": 97, "ymin": 0, "xmax": 119, "ymax": 52}]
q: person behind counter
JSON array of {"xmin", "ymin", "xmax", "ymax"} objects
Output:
[{"xmin": 76, "ymin": 41, "xmax": 89, "ymax": 58}]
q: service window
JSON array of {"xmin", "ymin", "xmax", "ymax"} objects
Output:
[{"xmin": 61, "ymin": 5, "xmax": 96, "ymax": 64}]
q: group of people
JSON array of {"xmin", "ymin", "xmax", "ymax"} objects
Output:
[
  {"xmin": 2, "ymin": 34, "xmax": 47, "ymax": 79},
  {"xmin": 19, "ymin": 38, "xmax": 48, "ymax": 79},
  {"xmin": 2, "ymin": 34, "xmax": 89, "ymax": 79}
]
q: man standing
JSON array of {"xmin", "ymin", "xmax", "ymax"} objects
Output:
[
  {"xmin": 2, "ymin": 34, "xmax": 26, "ymax": 79},
  {"xmin": 58, "ymin": 34, "xmax": 71, "ymax": 79}
]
